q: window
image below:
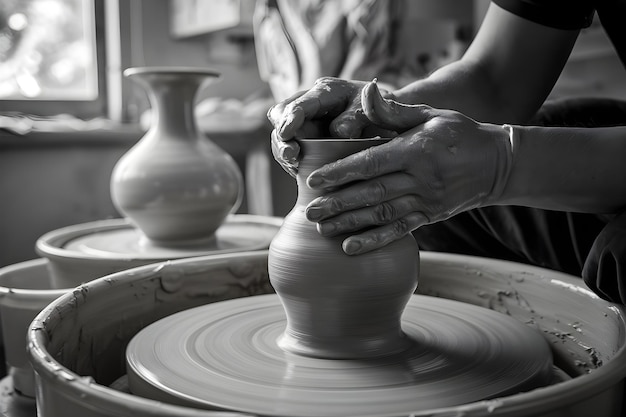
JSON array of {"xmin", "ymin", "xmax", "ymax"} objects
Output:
[{"xmin": 0, "ymin": 0, "xmax": 106, "ymax": 118}]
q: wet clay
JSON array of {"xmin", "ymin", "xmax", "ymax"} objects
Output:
[{"xmin": 268, "ymin": 138, "xmax": 419, "ymax": 358}]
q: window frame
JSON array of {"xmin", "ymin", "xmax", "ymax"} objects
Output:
[{"xmin": 0, "ymin": 0, "xmax": 108, "ymax": 119}]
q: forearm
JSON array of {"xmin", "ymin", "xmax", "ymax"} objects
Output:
[
  {"xmin": 391, "ymin": 60, "xmax": 515, "ymax": 123},
  {"xmin": 391, "ymin": 56, "xmax": 552, "ymax": 125},
  {"xmin": 390, "ymin": 3, "xmax": 578, "ymax": 125},
  {"xmin": 498, "ymin": 125, "xmax": 626, "ymax": 214}
]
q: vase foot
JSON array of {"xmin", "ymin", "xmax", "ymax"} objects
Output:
[
  {"xmin": 277, "ymin": 328, "xmax": 415, "ymax": 359},
  {"xmin": 138, "ymin": 234, "xmax": 218, "ymax": 250}
]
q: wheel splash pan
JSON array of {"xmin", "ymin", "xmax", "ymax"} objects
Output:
[{"xmin": 27, "ymin": 251, "xmax": 626, "ymax": 417}]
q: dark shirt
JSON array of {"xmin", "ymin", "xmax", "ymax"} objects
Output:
[{"xmin": 493, "ymin": 0, "xmax": 626, "ymax": 67}]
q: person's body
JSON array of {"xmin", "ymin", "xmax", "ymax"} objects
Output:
[{"xmin": 267, "ymin": 0, "xmax": 626, "ymax": 304}]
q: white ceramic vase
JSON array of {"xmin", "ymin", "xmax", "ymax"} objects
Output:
[{"xmin": 110, "ymin": 67, "xmax": 243, "ymax": 247}]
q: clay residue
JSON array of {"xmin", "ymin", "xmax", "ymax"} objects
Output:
[
  {"xmin": 158, "ymin": 265, "xmax": 185, "ymax": 293},
  {"xmin": 427, "ymin": 262, "xmax": 615, "ymax": 377}
]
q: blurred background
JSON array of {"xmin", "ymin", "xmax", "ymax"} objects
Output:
[{"xmin": 0, "ymin": 0, "xmax": 624, "ymax": 268}]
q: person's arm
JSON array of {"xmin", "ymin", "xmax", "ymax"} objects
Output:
[
  {"xmin": 268, "ymin": 2, "xmax": 581, "ymax": 170},
  {"xmin": 304, "ymin": 82, "xmax": 626, "ymax": 255},
  {"xmin": 391, "ymin": 2, "xmax": 580, "ymax": 123},
  {"xmin": 267, "ymin": 1, "xmax": 582, "ymax": 178},
  {"xmin": 499, "ymin": 125, "xmax": 626, "ymax": 213}
]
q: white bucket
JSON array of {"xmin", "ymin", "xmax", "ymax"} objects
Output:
[{"xmin": 0, "ymin": 258, "xmax": 67, "ymax": 398}]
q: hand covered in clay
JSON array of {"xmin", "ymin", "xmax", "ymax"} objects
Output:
[
  {"xmin": 583, "ymin": 211, "xmax": 626, "ymax": 304},
  {"xmin": 268, "ymin": 77, "xmax": 397, "ymax": 177},
  {"xmin": 305, "ymin": 80, "xmax": 513, "ymax": 255}
]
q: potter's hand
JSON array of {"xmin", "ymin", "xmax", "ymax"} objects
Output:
[
  {"xmin": 583, "ymin": 211, "xmax": 626, "ymax": 304},
  {"xmin": 270, "ymin": 121, "xmax": 325, "ymax": 178},
  {"xmin": 305, "ymin": 81, "xmax": 513, "ymax": 255},
  {"xmin": 268, "ymin": 78, "xmax": 397, "ymax": 177}
]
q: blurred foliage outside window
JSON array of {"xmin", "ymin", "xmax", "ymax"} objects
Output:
[{"xmin": 0, "ymin": 0, "xmax": 97, "ymax": 100}]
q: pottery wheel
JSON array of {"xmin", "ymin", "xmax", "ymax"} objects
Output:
[
  {"xmin": 126, "ymin": 294, "xmax": 553, "ymax": 416},
  {"xmin": 61, "ymin": 215, "xmax": 281, "ymax": 258}
]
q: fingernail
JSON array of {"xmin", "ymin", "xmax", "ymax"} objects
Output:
[
  {"xmin": 307, "ymin": 175, "xmax": 323, "ymax": 188},
  {"xmin": 279, "ymin": 146, "xmax": 296, "ymax": 163},
  {"xmin": 306, "ymin": 206, "xmax": 323, "ymax": 221},
  {"xmin": 279, "ymin": 113, "xmax": 295, "ymax": 136},
  {"xmin": 267, "ymin": 105, "xmax": 279, "ymax": 123},
  {"xmin": 333, "ymin": 122, "xmax": 355, "ymax": 138},
  {"xmin": 343, "ymin": 239, "xmax": 362, "ymax": 255},
  {"xmin": 317, "ymin": 222, "xmax": 336, "ymax": 235}
]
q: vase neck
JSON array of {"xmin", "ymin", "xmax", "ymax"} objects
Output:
[
  {"xmin": 127, "ymin": 71, "xmax": 216, "ymax": 140},
  {"xmin": 147, "ymin": 79, "xmax": 201, "ymax": 139},
  {"xmin": 295, "ymin": 169, "xmax": 323, "ymax": 205},
  {"xmin": 295, "ymin": 138, "xmax": 390, "ymax": 204}
]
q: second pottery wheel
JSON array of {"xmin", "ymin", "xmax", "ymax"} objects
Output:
[
  {"xmin": 62, "ymin": 216, "xmax": 278, "ymax": 257},
  {"xmin": 126, "ymin": 293, "xmax": 553, "ymax": 417},
  {"xmin": 36, "ymin": 214, "xmax": 282, "ymax": 288}
]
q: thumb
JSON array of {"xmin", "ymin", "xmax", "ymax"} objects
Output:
[{"xmin": 361, "ymin": 79, "xmax": 432, "ymax": 132}]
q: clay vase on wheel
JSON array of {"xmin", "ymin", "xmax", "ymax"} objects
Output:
[
  {"xmin": 268, "ymin": 138, "xmax": 420, "ymax": 359},
  {"xmin": 110, "ymin": 67, "xmax": 243, "ymax": 247}
]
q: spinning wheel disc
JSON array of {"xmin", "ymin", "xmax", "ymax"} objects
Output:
[{"xmin": 126, "ymin": 294, "xmax": 553, "ymax": 417}]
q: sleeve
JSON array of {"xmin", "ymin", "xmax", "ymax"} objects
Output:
[
  {"xmin": 583, "ymin": 210, "xmax": 626, "ymax": 305},
  {"xmin": 492, "ymin": 0, "xmax": 595, "ymax": 30}
]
